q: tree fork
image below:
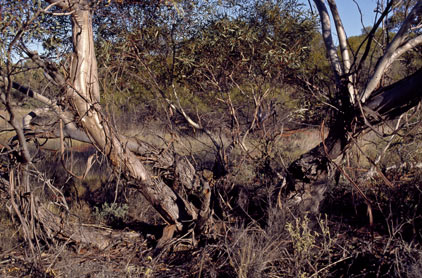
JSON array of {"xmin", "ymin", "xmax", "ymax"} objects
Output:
[{"xmin": 285, "ymin": 67, "xmax": 422, "ymax": 213}]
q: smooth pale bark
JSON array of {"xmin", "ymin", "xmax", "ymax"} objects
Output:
[
  {"xmin": 287, "ymin": 0, "xmax": 422, "ymax": 213},
  {"xmin": 313, "ymin": 0, "xmax": 343, "ymax": 87},
  {"xmin": 361, "ymin": 2, "xmax": 422, "ymax": 103},
  {"xmin": 7, "ymin": 78, "xmax": 177, "ymax": 167},
  {"xmin": 286, "ymin": 67, "xmax": 422, "ymax": 212},
  {"xmin": 4, "ymin": 80, "xmax": 92, "ymax": 143},
  {"xmin": 326, "ymin": 0, "xmax": 356, "ymax": 104},
  {"xmin": 387, "ymin": 35, "xmax": 422, "ymax": 70},
  {"xmin": 326, "ymin": 0, "xmax": 350, "ymax": 73}
]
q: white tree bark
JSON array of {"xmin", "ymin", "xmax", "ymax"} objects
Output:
[
  {"xmin": 387, "ymin": 34, "xmax": 422, "ymax": 69},
  {"xmin": 361, "ymin": 1, "xmax": 422, "ymax": 103},
  {"xmin": 289, "ymin": 0, "xmax": 422, "ymax": 215},
  {"xmin": 326, "ymin": 0, "xmax": 356, "ymax": 104},
  {"xmin": 313, "ymin": 0, "xmax": 343, "ymax": 87}
]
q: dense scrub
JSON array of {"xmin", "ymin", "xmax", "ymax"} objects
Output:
[
  {"xmin": 2, "ymin": 0, "xmax": 422, "ymax": 277},
  {"xmin": 1, "ymin": 119, "xmax": 422, "ymax": 277}
]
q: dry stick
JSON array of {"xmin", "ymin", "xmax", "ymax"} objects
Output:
[
  {"xmin": 319, "ymin": 121, "xmax": 374, "ymax": 230},
  {"xmin": 229, "ymin": 75, "xmax": 272, "ymax": 152},
  {"xmin": 26, "ymin": 163, "xmax": 41, "ymax": 253},
  {"xmin": 3, "ymin": 76, "xmax": 38, "ymax": 258},
  {"xmin": 299, "ymin": 76, "xmax": 340, "ymax": 112},
  {"xmin": 228, "ymin": 76, "xmax": 249, "ymax": 151},
  {"xmin": 46, "ymin": 237, "xmax": 73, "ymax": 274},
  {"xmin": 356, "ymin": 96, "xmax": 385, "ymax": 138},
  {"xmin": 59, "ymin": 119, "xmax": 82, "ymax": 179},
  {"xmin": 31, "ymin": 165, "xmax": 69, "ymax": 211},
  {"xmin": 9, "ymin": 170, "xmax": 37, "ymax": 259},
  {"xmin": 356, "ymin": 86, "xmax": 398, "ymax": 175},
  {"xmin": 370, "ymin": 115, "xmax": 404, "ymax": 184},
  {"xmin": 351, "ymin": 1, "xmax": 393, "ymax": 79},
  {"xmin": 276, "ymin": 173, "xmax": 287, "ymax": 210},
  {"xmin": 309, "ymin": 256, "xmax": 353, "ymax": 278},
  {"xmin": 346, "ymin": 131, "xmax": 395, "ymax": 189}
]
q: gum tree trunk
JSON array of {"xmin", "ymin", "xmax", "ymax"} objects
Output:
[
  {"xmin": 46, "ymin": 0, "xmax": 196, "ymax": 230},
  {"xmin": 284, "ymin": 0, "xmax": 422, "ymax": 213},
  {"xmin": 286, "ymin": 68, "xmax": 422, "ymax": 212}
]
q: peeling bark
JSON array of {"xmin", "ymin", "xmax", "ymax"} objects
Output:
[{"xmin": 39, "ymin": 0, "xmax": 202, "ymax": 230}]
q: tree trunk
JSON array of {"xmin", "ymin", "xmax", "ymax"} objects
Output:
[
  {"xmin": 46, "ymin": 0, "xmax": 199, "ymax": 230},
  {"xmin": 286, "ymin": 109, "xmax": 349, "ymax": 213},
  {"xmin": 365, "ymin": 68, "xmax": 422, "ymax": 121},
  {"xmin": 285, "ymin": 68, "xmax": 422, "ymax": 212}
]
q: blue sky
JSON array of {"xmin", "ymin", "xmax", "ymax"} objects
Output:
[{"xmin": 301, "ymin": 0, "xmax": 379, "ymax": 37}]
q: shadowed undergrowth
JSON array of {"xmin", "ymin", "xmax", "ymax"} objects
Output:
[{"xmin": 0, "ymin": 122, "xmax": 422, "ymax": 277}]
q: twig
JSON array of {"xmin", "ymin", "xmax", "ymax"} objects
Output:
[{"xmin": 309, "ymin": 256, "xmax": 352, "ymax": 277}]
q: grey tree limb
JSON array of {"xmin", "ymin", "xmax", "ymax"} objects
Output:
[
  {"xmin": 361, "ymin": 1, "xmax": 422, "ymax": 103},
  {"xmin": 313, "ymin": 0, "xmax": 343, "ymax": 87},
  {"xmin": 388, "ymin": 34, "xmax": 422, "ymax": 69},
  {"xmin": 327, "ymin": 0, "xmax": 356, "ymax": 104}
]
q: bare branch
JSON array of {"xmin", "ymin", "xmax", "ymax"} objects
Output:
[
  {"xmin": 42, "ymin": 0, "xmax": 69, "ymax": 13},
  {"xmin": 388, "ymin": 34, "xmax": 422, "ymax": 67},
  {"xmin": 327, "ymin": 0, "xmax": 356, "ymax": 103},
  {"xmin": 313, "ymin": 0, "xmax": 343, "ymax": 87},
  {"xmin": 171, "ymin": 85, "xmax": 201, "ymax": 130},
  {"xmin": 45, "ymin": 0, "xmax": 70, "ymax": 10},
  {"xmin": 0, "ymin": 74, "xmax": 92, "ymax": 143},
  {"xmin": 361, "ymin": 1, "xmax": 422, "ymax": 103},
  {"xmin": 352, "ymin": 1, "xmax": 394, "ymax": 77},
  {"xmin": 352, "ymin": 0, "xmax": 366, "ymax": 34}
]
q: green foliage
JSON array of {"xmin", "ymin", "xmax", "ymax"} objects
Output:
[
  {"xmin": 286, "ymin": 216, "xmax": 316, "ymax": 257},
  {"xmin": 386, "ymin": 0, "xmax": 420, "ymax": 32},
  {"xmin": 304, "ymin": 33, "xmax": 331, "ymax": 75},
  {"xmin": 284, "ymin": 215, "xmax": 335, "ymax": 278},
  {"xmin": 93, "ymin": 0, "xmax": 317, "ymax": 124},
  {"xmin": 94, "ymin": 202, "xmax": 129, "ymax": 224},
  {"xmin": 224, "ymin": 211, "xmax": 337, "ymax": 278},
  {"xmin": 347, "ymin": 28, "xmax": 384, "ymax": 56},
  {"xmin": 175, "ymin": 1, "xmax": 316, "ymax": 91}
]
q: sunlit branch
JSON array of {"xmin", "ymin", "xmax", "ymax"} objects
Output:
[
  {"xmin": 313, "ymin": 0, "xmax": 343, "ymax": 88},
  {"xmin": 327, "ymin": 0, "xmax": 356, "ymax": 104},
  {"xmin": 361, "ymin": 1, "xmax": 422, "ymax": 103}
]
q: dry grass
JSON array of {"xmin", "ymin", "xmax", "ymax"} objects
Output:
[{"xmin": 0, "ymin": 110, "xmax": 422, "ymax": 277}]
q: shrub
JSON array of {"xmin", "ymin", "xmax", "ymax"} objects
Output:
[{"xmin": 94, "ymin": 202, "xmax": 129, "ymax": 225}]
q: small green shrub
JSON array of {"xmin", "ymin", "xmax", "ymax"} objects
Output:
[
  {"xmin": 286, "ymin": 216, "xmax": 316, "ymax": 261},
  {"xmin": 94, "ymin": 202, "xmax": 129, "ymax": 225}
]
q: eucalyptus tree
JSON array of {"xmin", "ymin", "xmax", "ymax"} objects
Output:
[
  {"xmin": 0, "ymin": 0, "xmax": 202, "ymax": 246},
  {"xmin": 285, "ymin": 0, "xmax": 422, "ymax": 213},
  {"xmin": 0, "ymin": 0, "xmax": 315, "ymax": 246},
  {"xmin": 2, "ymin": 0, "xmax": 422, "ymax": 249}
]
